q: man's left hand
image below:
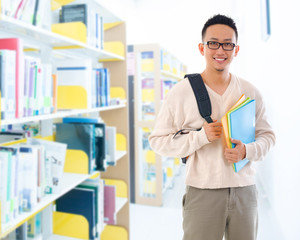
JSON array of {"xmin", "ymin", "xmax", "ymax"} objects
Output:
[{"xmin": 224, "ymin": 139, "xmax": 246, "ymax": 163}]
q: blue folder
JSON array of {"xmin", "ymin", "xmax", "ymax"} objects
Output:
[
  {"xmin": 56, "ymin": 187, "xmax": 96, "ymax": 240},
  {"xmin": 229, "ymin": 99, "xmax": 256, "ymax": 172}
]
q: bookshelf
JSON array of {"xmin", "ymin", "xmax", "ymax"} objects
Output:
[
  {"xmin": 128, "ymin": 44, "xmax": 186, "ymax": 206},
  {"xmin": 0, "ymin": 0, "xmax": 129, "ymax": 239}
]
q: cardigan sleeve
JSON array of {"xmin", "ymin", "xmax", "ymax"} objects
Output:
[{"xmin": 148, "ymin": 96, "xmax": 210, "ymax": 158}]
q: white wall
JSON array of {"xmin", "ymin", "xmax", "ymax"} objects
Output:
[
  {"xmin": 235, "ymin": 1, "xmax": 300, "ymax": 239},
  {"xmin": 103, "ymin": 0, "xmax": 300, "ymax": 239}
]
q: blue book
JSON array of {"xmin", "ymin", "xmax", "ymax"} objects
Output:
[
  {"xmin": 62, "ymin": 117, "xmax": 99, "ymax": 124},
  {"xmin": 56, "ymin": 187, "xmax": 96, "ymax": 240},
  {"xmin": 229, "ymin": 99, "xmax": 256, "ymax": 172}
]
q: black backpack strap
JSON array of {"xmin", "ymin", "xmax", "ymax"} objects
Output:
[
  {"xmin": 179, "ymin": 74, "xmax": 213, "ymax": 164},
  {"xmin": 185, "ymin": 74, "xmax": 213, "ymax": 123}
]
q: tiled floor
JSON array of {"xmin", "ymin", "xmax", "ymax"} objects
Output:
[{"xmin": 130, "ymin": 165, "xmax": 285, "ymax": 240}]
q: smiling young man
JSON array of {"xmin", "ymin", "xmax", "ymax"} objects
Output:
[{"xmin": 148, "ymin": 14, "xmax": 275, "ymax": 240}]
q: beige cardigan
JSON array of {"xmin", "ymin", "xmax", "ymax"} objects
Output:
[{"xmin": 148, "ymin": 74, "xmax": 275, "ymax": 189}]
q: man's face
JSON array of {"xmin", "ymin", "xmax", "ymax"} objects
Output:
[{"xmin": 199, "ymin": 24, "xmax": 239, "ymax": 72}]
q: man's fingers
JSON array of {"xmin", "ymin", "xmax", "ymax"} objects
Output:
[{"xmin": 231, "ymin": 138, "xmax": 242, "ymax": 144}]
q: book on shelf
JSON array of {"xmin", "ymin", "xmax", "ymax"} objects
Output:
[
  {"xmin": 0, "ymin": 130, "xmax": 26, "ymax": 143},
  {"xmin": 55, "ymin": 122, "xmax": 96, "ymax": 174},
  {"xmin": 56, "ymin": 187, "xmax": 97, "ymax": 240},
  {"xmin": 78, "ymin": 178, "xmax": 105, "ymax": 238},
  {"xmin": 0, "ymin": 49, "xmax": 16, "ymax": 120},
  {"xmin": 27, "ymin": 212, "xmax": 42, "ymax": 239},
  {"xmin": 106, "ymin": 126, "xmax": 117, "ymax": 166},
  {"xmin": 23, "ymin": 56, "xmax": 55, "ymax": 117},
  {"xmin": 0, "ymin": 38, "xmax": 24, "ymax": 119},
  {"xmin": 18, "ymin": 145, "xmax": 38, "ymax": 212},
  {"xmin": 27, "ymin": 138, "xmax": 67, "ymax": 194},
  {"xmin": 0, "ymin": 147, "xmax": 19, "ymax": 224},
  {"xmin": 104, "ymin": 184, "xmax": 116, "ymax": 225},
  {"xmin": 62, "ymin": 117, "xmax": 107, "ymax": 171}
]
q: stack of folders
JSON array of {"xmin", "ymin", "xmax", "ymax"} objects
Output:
[
  {"xmin": 221, "ymin": 94, "xmax": 256, "ymax": 172},
  {"xmin": 55, "ymin": 178, "xmax": 105, "ymax": 240}
]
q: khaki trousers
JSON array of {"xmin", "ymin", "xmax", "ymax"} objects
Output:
[{"xmin": 182, "ymin": 185, "xmax": 258, "ymax": 240}]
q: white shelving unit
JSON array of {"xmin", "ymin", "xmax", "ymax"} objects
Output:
[
  {"xmin": 0, "ymin": 172, "xmax": 99, "ymax": 237},
  {"xmin": 1, "ymin": 103, "xmax": 126, "ymax": 126},
  {"xmin": 0, "ymin": 1, "xmax": 130, "ymax": 239},
  {"xmin": 129, "ymin": 43, "xmax": 186, "ymax": 206}
]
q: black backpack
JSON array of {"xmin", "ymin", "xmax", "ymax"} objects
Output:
[{"xmin": 173, "ymin": 74, "xmax": 213, "ymax": 163}]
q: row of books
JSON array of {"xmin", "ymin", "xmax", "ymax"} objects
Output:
[
  {"xmin": 2, "ymin": 178, "xmax": 121, "ymax": 240},
  {"xmin": 160, "ymin": 48, "xmax": 186, "ymax": 77},
  {"xmin": 0, "ymin": 0, "xmax": 47, "ymax": 27},
  {"xmin": 1, "ymin": 213, "xmax": 41, "ymax": 240},
  {"xmin": 56, "ymin": 59, "xmax": 111, "ymax": 109},
  {"xmin": 58, "ymin": 2, "xmax": 104, "ymax": 49},
  {"xmin": 0, "ymin": 138, "xmax": 66, "ymax": 224},
  {"xmin": 0, "ymin": 38, "xmax": 112, "ymax": 120},
  {"xmin": 0, "ymin": 46, "xmax": 56, "ymax": 120},
  {"xmin": 56, "ymin": 117, "xmax": 117, "ymax": 174}
]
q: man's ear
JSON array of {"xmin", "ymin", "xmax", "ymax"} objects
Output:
[
  {"xmin": 198, "ymin": 43, "xmax": 204, "ymax": 56},
  {"xmin": 234, "ymin": 45, "xmax": 240, "ymax": 56}
]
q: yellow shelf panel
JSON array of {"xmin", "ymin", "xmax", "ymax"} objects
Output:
[
  {"xmin": 57, "ymin": 86, "xmax": 88, "ymax": 109},
  {"xmin": 64, "ymin": 149, "xmax": 89, "ymax": 174},
  {"xmin": 53, "ymin": 211, "xmax": 89, "ymax": 239},
  {"xmin": 101, "ymin": 225, "xmax": 128, "ymax": 240},
  {"xmin": 111, "ymin": 87, "xmax": 126, "ymax": 100},
  {"xmin": 103, "ymin": 179, "xmax": 128, "ymax": 198},
  {"xmin": 51, "ymin": 0, "xmax": 76, "ymax": 10},
  {"xmin": 103, "ymin": 41, "xmax": 125, "ymax": 58},
  {"xmin": 52, "ymin": 22, "xmax": 87, "ymax": 44},
  {"xmin": 104, "ymin": 22, "xmax": 123, "ymax": 31},
  {"xmin": 116, "ymin": 134, "xmax": 127, "ymax": 151}
]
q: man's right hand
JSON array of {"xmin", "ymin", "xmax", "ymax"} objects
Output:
[{"xmin": 203, "ymin": 120, "xmax": 223, "ymax": 142}]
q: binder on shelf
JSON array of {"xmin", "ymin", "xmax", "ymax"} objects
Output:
[
  {"xmin": 62, "ymin": 117, "xmax": 107, "ymax": 171},
  {"xmin": 56, "ymin": 187, "xmax": 96, "ymax": 240},
  {"xmin": 55, "ymin": 123, "xmax": 95, "ymax": 174}
]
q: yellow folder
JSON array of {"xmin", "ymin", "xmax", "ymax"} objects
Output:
[{"xmin": 221, "ymin": 94, "xmax": 245, "ymax": 148}]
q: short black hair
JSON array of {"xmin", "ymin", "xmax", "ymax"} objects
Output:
[{"xmin": 202, "ymin": 14, "xmax": 238, "ymax": 42}]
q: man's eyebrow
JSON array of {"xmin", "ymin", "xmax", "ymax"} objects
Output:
[{"xmin": 208, "ymin": 37, "xmax": 233, "ymax": 42}]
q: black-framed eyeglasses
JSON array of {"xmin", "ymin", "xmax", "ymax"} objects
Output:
[{"xmin": 203, "ymin": 41, "xmax": 236, "ymax": 51}]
